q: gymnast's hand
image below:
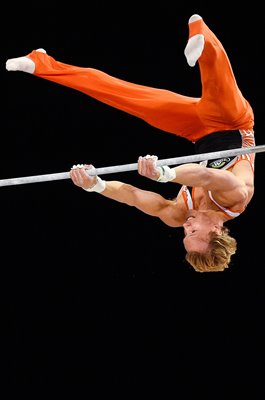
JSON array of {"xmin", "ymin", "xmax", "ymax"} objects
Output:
[
  {"xmin": 138, "ymin": 155, "xmax": 160, "ymax": 181},
  {"xmin": 70, "ymin": 164, "xmax": 97, "ymax": 190}
]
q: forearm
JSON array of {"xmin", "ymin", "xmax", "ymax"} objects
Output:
[
  {"xmin": 171, "ymin": 163, "xmax": 210, "ymax": 186},
  {"xmin": 169, "ymin": 163, "xmax": 243, "ymax": 193},
  {"xmin": 100, "ymin": 181, "xmax": 134, "ymax": 204},
  {"xmin": 139, "ymin": 157, "xmax": 212, "ymax": 187}
]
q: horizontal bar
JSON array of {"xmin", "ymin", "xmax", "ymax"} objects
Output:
[{"xmin": 0, "ymin": 145, "xmax": 264, "ymax": 187}]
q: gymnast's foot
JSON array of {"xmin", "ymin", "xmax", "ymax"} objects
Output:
[
  {"xmin": 6, "ymin": 48, "xmax": 46, "ymax": 73},
  {"xmin": 184, "ymin": 14, "xmax": 205, "ymax": 67}
]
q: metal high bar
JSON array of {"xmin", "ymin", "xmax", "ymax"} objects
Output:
[{"xmin": 0, "ymin": 145, "xmax": 264, "ymax": 187}]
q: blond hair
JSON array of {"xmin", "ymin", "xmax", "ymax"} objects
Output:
[{"xmin": 185, "ymin": 227, "xmax": 237, "ymax": 272}]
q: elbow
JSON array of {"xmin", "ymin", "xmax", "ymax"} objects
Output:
[
  {"xmin": 239, "ymin": 187, "xmax": 249, "ymax": 203},
  {"xmin": 200, "ymin": 168, "xmax": 213, "ymax": 186},
  {"xmin": 124, "ymin": 185, "xmax": 139, "ymax": 207},
  {"xmin": 130, "ymin": 187, "xmax": 146, "ymax": 207}
]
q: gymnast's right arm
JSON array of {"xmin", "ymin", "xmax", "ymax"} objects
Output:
[{"xmin": 69, "ymin": 164, "xmax": 175, "ymax": 220}]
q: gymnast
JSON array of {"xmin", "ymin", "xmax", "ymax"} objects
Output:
[{"xmin": 6, "ymin": 14, "xmax": 255, "ymax": 272}]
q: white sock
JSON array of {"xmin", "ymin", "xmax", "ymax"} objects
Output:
[
  {"xmin": 6, "ymin": 48, "xmax": 46, "ymax": 74},
  {"xmin": 184, "ymin": 34, "xmax": 205, "ymax": 67},
  {"xmin": 188, "ymin": 14, "xmax": 202, "ymax": 24},
  {"xmin": 6, "ymin": 56, "xmax": 35, "ymax": 73}
]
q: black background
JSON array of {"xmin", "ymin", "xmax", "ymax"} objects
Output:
[{"xmin": 2, "ymin": 2, "xmax": 265, "ymax": 396}]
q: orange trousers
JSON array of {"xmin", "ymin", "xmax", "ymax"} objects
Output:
[{"xmin": 26, "ymin": 18, "xmax": 254, "ymax": 143}]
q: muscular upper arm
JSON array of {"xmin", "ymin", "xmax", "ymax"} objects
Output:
[
  {"xmin": 206, "ymin": 161, "xmax": 254, "ymax": 204},
  {"xmin": 102, "ymin": 181, "xmax": 183, "ymax": 226},
  {"xmin": 102, "ymin": 181, "xmax": 171, "ymax": 215},
  {"xmin": 203, "ymin": 168, "xmax": 244, "ymax": 191}
]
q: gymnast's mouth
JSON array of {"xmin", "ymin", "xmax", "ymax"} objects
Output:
[{"xmin": 184, "ymin": 232, "xmax": 196, "ymax": 237}]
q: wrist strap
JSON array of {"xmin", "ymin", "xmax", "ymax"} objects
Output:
[
  {"xmin": 157, "ymin": 165, "xmax": 176, "ymax": 182},
  {"xmin": 83, "ymin": 177, "xmax": 106, "ymax": 193}
]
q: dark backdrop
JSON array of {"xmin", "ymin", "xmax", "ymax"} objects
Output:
[{"xmin": 2, "ymin": 2, "xmax": 264, "ymax": 397}]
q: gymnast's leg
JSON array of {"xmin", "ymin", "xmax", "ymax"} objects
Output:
[
  {"xmin": 6, "ymin": 49, "xmax": 203, "ymax": 140},
  {"xmin": 186, "ymin": 15, "xmax": 254, "ymax": 141}
]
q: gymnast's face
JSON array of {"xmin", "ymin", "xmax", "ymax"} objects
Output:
[{"xmin": 183, "ymin": 211, "xmax": 222, "ymax": 253}]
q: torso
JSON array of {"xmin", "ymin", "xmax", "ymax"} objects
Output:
[
  {"xmin": 161, "ymin": 168, "xmax": 253, "ymax": 227},
  {"xmin": 160, "ymin": 127, "xmax": 256, "ymax": 228}
]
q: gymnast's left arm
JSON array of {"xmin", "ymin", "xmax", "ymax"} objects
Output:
[{"xmin": 137, "ymin": 156, "xmax": 250, "ymax": 203}]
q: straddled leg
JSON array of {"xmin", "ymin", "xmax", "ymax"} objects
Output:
[
  {"xmin": 192, "ymin": 15, "xmax": 254, "ymax": 134},
  {"xmin": 6, "ymin": 47, "xmax": 203, "ymax": 140}
]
